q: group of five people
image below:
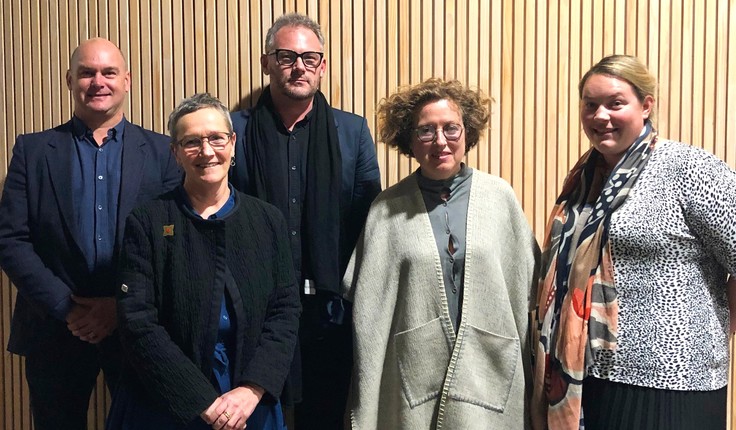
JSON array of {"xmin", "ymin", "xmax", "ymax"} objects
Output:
[{"xmin": 1, "ymin": 12, "xmax": 734, "ymax": 430}]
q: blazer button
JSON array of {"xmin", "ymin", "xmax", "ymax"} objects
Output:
[{"xmin": 120, "ymin": 284, "xmax": 129, "ymax": 293}]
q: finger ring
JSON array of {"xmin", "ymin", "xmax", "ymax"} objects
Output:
[{"xmin": 224, "ymin": 411, "xmax": 231, "ymax": 420}]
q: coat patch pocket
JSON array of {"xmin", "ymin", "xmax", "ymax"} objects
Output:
[
  {"xmin": 450, "ymin": 324, "xmax": 519, "ymax": 412},
  {"xmin": 394, "ymin": 317, "xmax": 452, "ymax": 408}
]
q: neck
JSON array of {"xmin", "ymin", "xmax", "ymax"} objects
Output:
[
  {"xmin": 182, "ymin": 180, "xmax": 230, "ymax": 218},
  {"xmin": 75, "ymin": 111, "xmax": 125, "ymax": 146},
  {"xmin": 270, "ymin": 91, "xmax": 314, "ymax": 130}
]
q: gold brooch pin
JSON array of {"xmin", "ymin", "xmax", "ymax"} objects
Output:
[{"xmin": 163, "ymin": 224, "xmax": 174, "ymax": 236}]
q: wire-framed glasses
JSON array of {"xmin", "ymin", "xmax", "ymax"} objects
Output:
[
  {"xmin": 177, "ymin": 132, "xmax": 232, "ymax": 154},
  {"xmin": 415, "ymin": 123, "xmax": 464, "ymax": 143},
  {"xmin": 268, "ymin": 49, "xmax": 324, "ymax": 68}
]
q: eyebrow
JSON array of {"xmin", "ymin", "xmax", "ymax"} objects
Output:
[{"xmin": 582, "ymin": 92, "xmax": 625, "ymax": 100}]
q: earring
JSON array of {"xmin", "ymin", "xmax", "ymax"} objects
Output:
[{"xmin": 230, "ymin": 157, "xmax": 236, "ymax": 167}]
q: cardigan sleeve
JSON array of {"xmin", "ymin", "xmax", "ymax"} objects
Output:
[
  {"xmin": 237, "ymin": 209, "xmax": 301, "ymax": 399},
  {"xmin": 116, "ymin": 209, "xmax": 219, "ymax": 424}
]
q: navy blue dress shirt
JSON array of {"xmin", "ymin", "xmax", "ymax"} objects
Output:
[{"xmin": 71, "ymin": 116, "xmax": 124, "ymax": 274}]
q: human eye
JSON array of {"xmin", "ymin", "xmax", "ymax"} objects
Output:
[
  {"xmin": 445, "ymin": 123, "xmax": 462, "ymax": 134},
  {"xmin": 610, "ymin": 99, "xmax": 625, "ymax": 108},
  {"xmin": 416, "ymin": 125, "xmax": 435, "ymax": 139},
  {"xmin": 303, "ymin": 52, "xmax": 322, "ymax": 67},
  {"xmin": 209, "ymin": 134, "xmax": 228, "ymax": 147},
  {"xmin": 180, "ymin": 138, "xmax": 201, "ymax": 149},
  {"xmin": 277, "ymin": 50, "xmax": 297, "ymax": 64}
]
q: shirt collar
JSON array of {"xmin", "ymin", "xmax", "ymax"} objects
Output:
[
  {"xmin": 180, "ymin": 184, "xmax": 236, "ymax": 220},
  {"xmin": 71, "ymin": 115, "xmax": 126, "ymax": 142}
]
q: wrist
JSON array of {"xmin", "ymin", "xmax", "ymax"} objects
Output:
[{"xmin": 242, "ymin": 384, "xmax": 265, "ymax": 400}]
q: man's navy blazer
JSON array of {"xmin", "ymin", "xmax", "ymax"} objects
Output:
[
  {"xmin": 0, "ymin": 119, "xmax": 181, "ymax": 355},
  {"xmin": 229, "ymin": 108, "xmax": 382, "ymax": 280}
]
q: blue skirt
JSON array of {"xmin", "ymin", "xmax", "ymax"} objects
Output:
[{"xmin": 106, "ymin": 382, "xmax": 286, "ymax": 430}]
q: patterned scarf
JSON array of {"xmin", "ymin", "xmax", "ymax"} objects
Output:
[{"xmin": 531, "ymin": 122, "xmax": 657, "ymax": 429}]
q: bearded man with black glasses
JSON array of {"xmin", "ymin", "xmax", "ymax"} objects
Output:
[{"xmin": 230, "ymin": 12, "xmax": 381, "ymax": 430}]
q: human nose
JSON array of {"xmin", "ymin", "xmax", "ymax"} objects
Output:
[
  {"xmin": 593, "ymin": 106, "xmax": 610, "ymax": 121},
  {"xmin": 291, "ymin": 56, "xmax": 307, "ymax": 72},
  {"xmin": 199, "ymin": 138, "xmax": 217, "ymax": 155},
  {"xmin": 89, "ymin": 72, "xmax": 103, "ymax": 86},
  {"xmin": 432, "ymin": 128, "xmax": 448, "ymax": 145}
]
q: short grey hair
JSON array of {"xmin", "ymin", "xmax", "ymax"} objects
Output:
[
  {"xmin": 167, "ymin": 93, "xmax": 233, "ymax": 143},
  {"xmin": 264, "ymin": 13, "xmax": 325, "ymax": 53}
]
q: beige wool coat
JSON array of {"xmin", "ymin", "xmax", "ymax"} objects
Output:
[{"xmin": 344, "ymin": 170, "xmax": 540, "ymax": 430}]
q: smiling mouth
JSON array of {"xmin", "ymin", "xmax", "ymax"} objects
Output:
[
  {"xmin": 432, "ymin": 152, "xmax": 452, "ymax": 159},
  {"xmin": 196, "ymin": 162, "xmax": 220, "ymax": 168},
  {"xmin": 595, "ymin": 126, "xmax": 617, "ymax": 133}
]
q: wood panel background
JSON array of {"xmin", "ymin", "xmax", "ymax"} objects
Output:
[{"xmin": 1, "ymin": 0, "xmax": 736, "ymax": 428}]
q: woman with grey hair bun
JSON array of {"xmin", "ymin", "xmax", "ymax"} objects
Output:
[{"xmin": 107, "ymin": 93, "xmax": 300, "ymax": 430}]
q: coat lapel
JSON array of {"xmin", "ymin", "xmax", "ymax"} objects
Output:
[
  {"xmin": 46, "ymin": 121, "xmax": 85, "ymax": 253},
  {"xmin": 117, "ymin": 121, "xmax": 147, "ymax": 242}
]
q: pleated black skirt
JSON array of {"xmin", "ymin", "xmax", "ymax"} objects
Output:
[{"xmin": 581, "ymin": 376, "xmax": 726, "ymax": 430}]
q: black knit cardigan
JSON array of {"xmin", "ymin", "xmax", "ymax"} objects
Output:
[{"xmin": 116, "ymin": 188, "xmax": 301, "ymax": 424}]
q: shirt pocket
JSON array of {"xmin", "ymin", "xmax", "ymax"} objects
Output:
[
  {"xmin": 394, "ymin": 317, "xmax": 452, "ymax": 408},
  {"xmin": 450, "ymin": 324, "xmax": 519, "ymax": 412}
]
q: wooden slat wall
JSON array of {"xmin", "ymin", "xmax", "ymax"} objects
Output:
[{"xmin": 1, "ymin": 1, "xmax": 736, "ymax": 428}]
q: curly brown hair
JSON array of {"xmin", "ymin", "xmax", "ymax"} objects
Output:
[{"xmin": 377, "ymin": 78, "xmax": 490, "ymax": 157}]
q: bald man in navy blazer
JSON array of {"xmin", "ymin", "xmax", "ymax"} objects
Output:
[{"xmin": 0, "ymin": 38, "xmax": 180, "ymax": 429}]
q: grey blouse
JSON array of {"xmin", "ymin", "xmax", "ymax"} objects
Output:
[{"xmin": 416, "ymin": 164, "xmax": 473, "ymax": 331}]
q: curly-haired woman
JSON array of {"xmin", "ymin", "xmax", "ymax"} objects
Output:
[{"xmin": 343, "ymin": 78, "xmax": 539, "ymax": 429}]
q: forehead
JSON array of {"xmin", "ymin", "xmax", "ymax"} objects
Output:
[
  {"xmin": 582, "ymin": 74, "xmax": 636, "ymax": 98},
  {"xmin": 272, "ymin": 25, "xmax": 322, "ymax": 50},
  {"xmin": 416, "ymin": 99, "xmax": 462, "ymax": 123},
  {"xmin": 177, "ymin": 108, "xmax": 229, "ymax": 133},
  {"xmin": 73, "ymin": 43, "xmax": 126, "ymax": 70}
]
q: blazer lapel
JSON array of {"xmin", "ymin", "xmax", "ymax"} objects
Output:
[
  {"xmin": 117, "ymin": 122, "xmax": 146, "ymax": 241},
  {"xmin": 46, "ymin": 122, "xmax": 85, "ymax": 253}
]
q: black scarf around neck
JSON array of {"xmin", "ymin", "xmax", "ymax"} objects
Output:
[{"xmin": 245, "ymin": 86, "xmax": 343, "ymax": 293}]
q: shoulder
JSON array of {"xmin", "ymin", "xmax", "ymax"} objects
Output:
[
  {"xmin": 331, "ymin": 108, "xmax": 366, "ymax": 124},
  {"xmin": 9, "ymin": 122, "xmax": 74, "ymax": 161},
  {"xmin": 231, "ymin": 109, "xmax": 251, "ymax": 130},
  {"xmin": 331, "ymin": 108, "xmax": 369, "ymax": 135},
  {"xmin": 373, "ymin": 173, "xmax": 418, "ymax": 203},
  {"xmin": 234, "ymin": 191, "xmax": 287, "ymax": 225},
  {"xmin": 470, "ymin": 170, "xmax": 519, "ymax": 204},
  {"xmin": 650, "ymin": 139, "xmax": 734, "ymax": 177},
  {"xmin": 362, "ymin": 174, "xmax": 421, "ymax": 223},
  {"xmin": 15, "ymin": 120, "xmax": 73, "ymax": 145},
  {"xmin": 129, "ymin": 189, "xmax": 179, "ymax": 221},
  {"xmin": 124, "ymin": 121, "xmax": 170, "ymax": 145},
  {"xmin": 472, "ymin": 169, "xmax": 514, "ymax": 190}
]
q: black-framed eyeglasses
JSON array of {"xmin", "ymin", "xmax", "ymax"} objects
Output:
[
  {"xmin": 176, "ymin": 132, "xmax": 232, "ymax": 154},
  {"xmin": 267, "ymin": 49, "xmax": 324, "ymax": 68},
  {"xmin": 414, "ymin": 123, "xmax": 464, "ymax": 143}
]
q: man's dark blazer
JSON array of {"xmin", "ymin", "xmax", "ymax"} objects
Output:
[
  {"xmin": 0, "ymin": 119, "xmax": 181, "ymax": 356},
  {"xmin": 229, "ymin": 107, "xmax": 382, "ymax": 278}
]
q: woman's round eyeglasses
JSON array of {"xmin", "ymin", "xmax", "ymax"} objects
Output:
[{"xmin": 415, "ymin": 123, "xmax": 464, "ymax": 143}]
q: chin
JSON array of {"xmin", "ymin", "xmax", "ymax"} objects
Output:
[{"xmin": 285, "ymin": 88, "xmax": 317, "ymax": 101}]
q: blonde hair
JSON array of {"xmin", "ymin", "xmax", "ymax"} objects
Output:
[{"xmin": 579, "ymin": 54, "xmax": 657, "ymax": 123}]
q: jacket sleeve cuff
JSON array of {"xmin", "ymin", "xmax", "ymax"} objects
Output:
[{"xmin": 50, "ymin": 295, "xmax": 74, "ymax": 321}]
